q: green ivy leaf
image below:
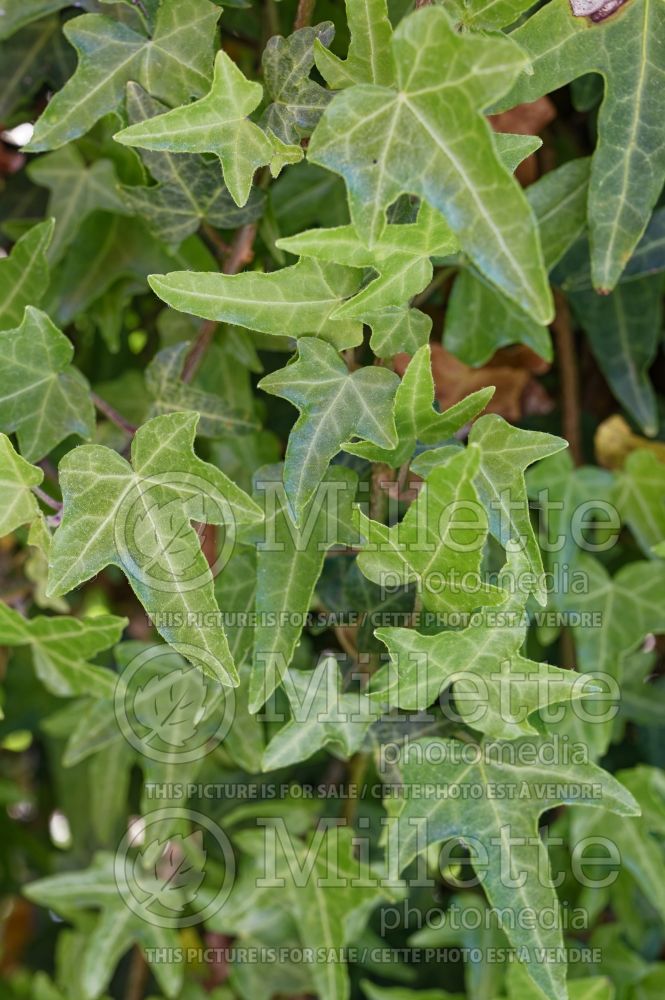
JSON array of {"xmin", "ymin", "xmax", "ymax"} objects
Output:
[
  {"xmin": 277, "ymin": 201, "xmax": 457, "ymax": 325},
  {"xmin": 373, "ymin": 548, "xmax": 589, "ymax": 736},
  {"xmin": 415, "ymin": 421, "xmax": 568, "ymax": 607},
  {"xmin": 89, "ymin": 737, "xmax": 134, "ymax": 847},
  {"xmin": 0, "ymin": 433, "xmax": 43, "ymax": 537},
  {"xmin": 408, "ymin": 890, "xmax": 506, "ymax": 999},
  {"xmin": 532, "ymin": 158, "xmax": 593, "ymax": 273},
  {"xmin": 393, "ymin": 735, "xmax": 639, "ymax": 1000},
  {"xmin": 149, "ymin": 257, "xmax": 364, "ymax": 349},
  {"xmin": 61, "ymin": 641, "xmax": 255, "ymax": 774},
  {"xmin": 314, "ymin": 0, "xmax": 395, "ymax": 88},
  {"xmin": 526, "ymin": 449, "xmax": 615, "ymax": 572},
  {"xmin": 308, "ymin": 6, "xmax": 553, "ymax": 323},
  {"xmin": 361, "ymin": 984, "xmax": 463, "ymax": 1000},
  {"xmin": 119, "ymin": 82, "xmax": 265, "ymax": 245},
  {"xmin": 134, "ymin": 666, "xmax": 206, "ymax": 745},
  {"xmin": 355, "ymin": 446, "xmax": 505, "ymax": 613},
  {"xmin": 212, "ymin": 559, "xmax": 266, "ymax": 771},
  {"xmin": 499, "ymin": 0, "xmax": 665, "ymax": 292},
  {"xmin": 214, "ymin": 548, "xmax": 256, "ymax": 669},
  {"xmin": 562, "ymin": 552, "xmax": 665, "ymax": 685},
  {"xmin": 346, "ymin": 344, "xmax": 494, "ymax": 467},
  {"xmin": 445, "ymin": 267, "xmax": 553, "ymax": 366},
  {"xmin": 45, "ymin": 212, "xmax": 215, "ymax": 327},
  {"xmin": 367, "ymin": 308, "xmax": 432, "ymax": 359},
  {"xmin": 278, "ymin": 136, "xmax": 539, "ymax": 348},
  {"xmin": 0, "ymin": 601, "xmax": 125, "ymax": 697},
  {"xmin": 614, "ymin": 450, "xmax": 665, "ymax": 555},
  {"xmin": 445, "ymin": 158, "xmax": 590, "ymax": 365},
  {"xmin": 0, "ymin": 220, "xmax": 54, "ymax": 331},
  {"xmin": 467, "ymin": 415, "xmax": 568, "ymax": 606},
  {"xmin": 455, "ymin": 0, "xmax": 537, "ymax": 30},
  {"xmin": 47, "ymin": 411, "xmax": 264, "ymax": 686},
  {"xmin": 27, "ymin": 146, "xmax": 130, "ymax": 262},
  {"xmin": 557, "ymin": 205, "xmax": 665, "ymax": 294},
  {"xmin": 145, "ymin": 343, "xmax": 261, "ymax": 437},
  {"xmin": 24, "ymin": 853, "xmax": 184, "ymax": 1000},
  {"xmin": 503, "ymin": 964, "xmax": 614, "ymax": 1000},
  {"xmin": 550, "ymin": 552, "xmax": 665, "ymax": 757},
  {"xmin": 242, "ymin": 463, "xmax": 358, "ymax": 713},
  {"xmin": 227, "ymin": 825, "xmax": 390, "ymax": 1000},
  {"xmin": 263, "ymin": 654, "xmax": 377, "ymax": 769},
  {"xmin": 26, "ymin": 0, "xmax": 221, "ymax": 152},
  {"xmin": 262, "ymin": 22, "xmax": 335, "ymax": 144},
  {"xmin": 25, "ymin": 515, "xmax": 69, "ymax": 613},
  {"xmin": 258, "ymin": 338, "xmax": 399, "ymax": 519},
  {"xmin": 0, "ymin": 1, "xmax": 75, "ymax": 41},
  {"xmin": 0, "ymin": 307, "xmax": 95, "ymax": 461},
  {"xmin": 568, "ymin": 276, "xmax": 662, "ymax": 437},
  {"xmin": 0, "ymin": 16, "xmax": 72, "ymax": 122},
  {"xmin": 115, "ymin": 49, "xmax": 302, "ymax": 207},
  {"xmin": 572, "ymin": 766, "xmax": 665, "ymax": 924}
]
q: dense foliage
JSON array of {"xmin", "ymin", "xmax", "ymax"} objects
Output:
[{"xmin": 1, "ymin": 1, "xmax": 664, "ymax": 999}]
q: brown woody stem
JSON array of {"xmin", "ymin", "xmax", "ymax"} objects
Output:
[
  {"xmin": 552, "ymin": 291, "xmax": 583, "ymax": 466},
  {"xmin": 294, "ymin": 0, "xmax": 316, "ymax": 29},
  {"xmin": 125, "ymin": 946, "xmax": 148, "ymax": 1000},
  {"xmin": 182, "ymin": 222, "xmax": 258, "ymax": 384},
  {"xmin": 91, "ymin": 392, "xmax": 137, "ymax": 436},
  {"xmin": 32, "ymin": 485, "xmax": 62, "ymax": 512}
]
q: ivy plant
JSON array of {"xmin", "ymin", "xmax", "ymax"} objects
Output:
[{"xmin": 1, "ymin": 1, "xmax": 664, "ymax": 1000}]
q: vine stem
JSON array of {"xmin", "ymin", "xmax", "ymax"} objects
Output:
[
  {"xmin": 37, "ymin": 457, "xmax": 59, "ymax": 483},
  {"xmin": 342, "ymin": 752, "xmax": 369, "ymax": 825},
  {"xmin": 223, "ymin": 220, "xmax": 259, "ymax": 275},
  {"xmin": 369, "ymin": 463, "xmax": 394, "ymax": 522},
  {"xmin": 559, "ymin": 627, "xmax": 576, "ymax": 670},
  {"xmin": 264, "ymin": 0, "xmax": 280, "ymax": 39},
  {"xmin": 90, "ymin": 392, "xmax": 137, "ymax": 436},
  {"xmin": 181, "ymin": 222, "xmax": 258, "ymax": 383},
  {"xmin": 294, "ymin": 0, "xmax": 316, "ymax": 29},
  {"xmin": 125, "ymin": 946, "xmax": 148, "ymax": 1000},
  {"xmin": 201, "ymin": 221, "xmax": 231, "ymax": 259},
  {"xmin": 552, "ymin": 291, "xmax": 583, "ymax": 466},
  {"xmin": 32, "ymin": 485, "xmax": 62, "ymax": 512},
  {"xmin": 412, "ymin": 266, "xmax": 455, "ymax": 307}
]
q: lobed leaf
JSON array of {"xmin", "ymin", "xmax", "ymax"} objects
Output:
[
  {"xmin": 27, "ymin": 0, "xmax": 221, "ymax": 151},
  {"xmin": 47, "ymin": 411, "xmax": 263, "ymax": 686},
  {"xmin": 308, "ymin": 6, "xmax": 553, "ymax": 322},
  {"xmin": 115, "ymin": 48, "xmax": 302, "ymax": 207},
  {"xmin": 0, "ymin": 307, "xmax": 94, "ymax": 461},
  {"xmin": 499, "ymin": 0, "xmax": 665, "ymax": 292},
  {"xmin": 259, "ymin": 338, "xmax": 399, "ymax": 519}
]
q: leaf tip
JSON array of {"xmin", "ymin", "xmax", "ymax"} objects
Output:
[
  {"xmin": 112, "ymin": 126, "xmax": 131, "ymax": 146},
  {"xmin": 147, "ymin": 273, "xmax": 168, "ymax": 299}
]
